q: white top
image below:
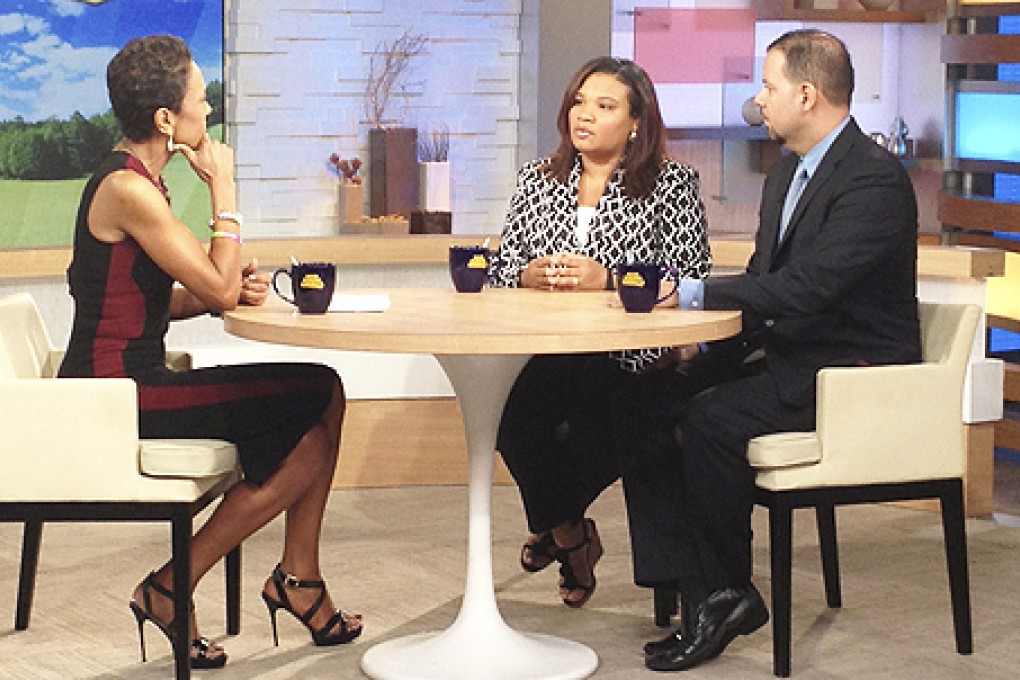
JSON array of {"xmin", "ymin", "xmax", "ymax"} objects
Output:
[{"xmin": 575, "ymin": 206, "xmax": 597, "ymax": 246}]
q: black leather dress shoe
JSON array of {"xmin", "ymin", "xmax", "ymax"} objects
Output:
[
  {"xmin": 643, "ymin": 607, "xmax": 693, "ymax": 657},
  {"xmin": 643, "ymin": 630, "xmax": 684, "ymax": 657},
  {"xmin": 645, "ymin": 584, "xmax": 769, "ymax": 672}
]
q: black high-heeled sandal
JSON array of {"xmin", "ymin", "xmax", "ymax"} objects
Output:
[
  {"xmin": 261, "ymin": 564, "xmax": 363, "ymax": 647},
  {"xmin": 556, "ymin": 518, "xmax": 603, "ymax": 609},
  {"xmin": 128, "ymin": 572, "xmax": 228, "ymax": 669},
  {"xmin": 520, "ymin": 531, "xmax": 557, "ymax": 573}
]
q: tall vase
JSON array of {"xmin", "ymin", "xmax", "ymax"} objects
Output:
[
  {"xmin": 369, "ymin": 127, "xmax": 418, "ymax": 218},
  {"xmin": 419, "ymin": 161, "xmax": 451, "ymax": 212}
]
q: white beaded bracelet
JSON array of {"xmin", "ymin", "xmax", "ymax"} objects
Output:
[{"xmin": 209, "ymin": 211, "xmax": 243, "ymax": 229}]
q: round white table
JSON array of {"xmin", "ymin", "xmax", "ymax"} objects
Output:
[{"xmin": 225, "ymin": 288, "xmax": 741, "ymax": 680}]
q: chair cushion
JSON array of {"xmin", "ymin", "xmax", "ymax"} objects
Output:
[
  {"xmin": 747, "ymin": 431, "xmax": 822, "ymax": 469},
  {"xmin": 139, "ymin": 439, "xmax": 238, "ymax": 478}
]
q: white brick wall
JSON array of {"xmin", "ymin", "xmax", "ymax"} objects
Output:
[{"xmin": 226, "ymin": 0, "xmax": 522, "ymax": 238}]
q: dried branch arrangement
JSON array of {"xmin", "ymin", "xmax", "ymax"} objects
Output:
[
  {"xmin": 418, "ymin": 124, "xmax": 450, "ymax": 162},
  {"xmin": 364, "ymin": 30, "xmax": 427, "ymax": 128}
]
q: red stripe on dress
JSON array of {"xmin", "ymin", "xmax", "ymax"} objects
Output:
[
  {"xmin": 92, "ymin": 240, "xmax": 145, "ymax": 377},
  {"xmin": 138, "ymin": 377, "xmax": 325, "ymax": 411}
]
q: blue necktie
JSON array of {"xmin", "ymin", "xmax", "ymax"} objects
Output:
[{"xmin": 779, "ymin": 164, "xmax": 809, "ymax": 241}]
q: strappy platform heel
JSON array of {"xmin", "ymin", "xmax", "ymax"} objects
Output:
[
  {"xmin": 261, "ymin": 564, "xmax": 362, "ymax": 647},
  {"xmin": 520, "ymin": 531, "xmax": 557, "ymax": 573},
  {"xmin": 128, "ymin": 572, "xmax": 227, "ymax": 669},
  {"xmin": 556, "ymin": 518, "xmax": 603, "ymax": 609}
]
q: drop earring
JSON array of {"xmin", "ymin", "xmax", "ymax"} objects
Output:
[{"xmin": 166, "ymin": 130, "xmax": 175, "ymax": 154}]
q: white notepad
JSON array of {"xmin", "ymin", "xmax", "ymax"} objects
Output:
[{"xmin": 328, "ymin": 293, "xmax": 391, "ymax": 313}]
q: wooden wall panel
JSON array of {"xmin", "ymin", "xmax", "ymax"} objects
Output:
[{"xmin": 333, "ymin": 397, "xmax": 514, "ymax": 488}]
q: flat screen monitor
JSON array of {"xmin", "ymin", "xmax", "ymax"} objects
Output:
[{"xmin": 954, "ymin": 91, "xmax": 1020, "ymax": 164}]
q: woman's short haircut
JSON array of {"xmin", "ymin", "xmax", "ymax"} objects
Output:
[{"xmin": 107, "ymin": 35, "xmax": 192, "ymax": 142}]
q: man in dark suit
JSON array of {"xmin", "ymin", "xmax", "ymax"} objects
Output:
[{"xmin": 634, "ymin": 29, "xmax": 921, "ymax": 672}]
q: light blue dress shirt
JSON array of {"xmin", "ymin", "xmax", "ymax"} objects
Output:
[{"xmin": 678, "ymin": 116, "xmax": 851, "ymax": 310}]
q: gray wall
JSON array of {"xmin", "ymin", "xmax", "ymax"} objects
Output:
[{"xmin": 518, "ymin": 0, "xmax": 612, "ymax": 163}]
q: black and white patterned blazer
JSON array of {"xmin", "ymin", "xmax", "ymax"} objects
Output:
[{"xmin": 491, "ymin": 155, "xmax": 712, "ymax": 371}]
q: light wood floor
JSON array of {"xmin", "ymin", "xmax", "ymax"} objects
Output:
[{"xmin": 3, "ymin": 460, "xmax": 1020, "ymax": 679}]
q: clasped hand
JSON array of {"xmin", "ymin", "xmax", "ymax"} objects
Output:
[
  {"xmin": 527, "ymin": 252, "xmax": 606, "ymax": 291},
  {"xmin": 239, "ymin": 259, "xmax": 270, "ymax": 306}
]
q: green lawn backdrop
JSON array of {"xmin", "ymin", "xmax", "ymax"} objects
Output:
[{"xmin": 0, "ymin": 124, "xmax": 223, "ymax": 249}]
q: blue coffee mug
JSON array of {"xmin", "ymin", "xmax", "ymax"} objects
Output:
[{"xmin": 616, "ymin": 263, "xmax": 679, "ymax": 313}]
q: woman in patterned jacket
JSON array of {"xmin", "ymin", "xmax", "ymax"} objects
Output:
[{"xmin": 490, "ymin": 57, "xmax": 712, "ymax": 608}]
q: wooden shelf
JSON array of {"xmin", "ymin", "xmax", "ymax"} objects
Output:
[
  {"xmin": 0, "ymin": 234, "xmax": 492, "ymax": 280},
  {"xmin": 3, "ymin": 237, "xmax": 1002, "ymax": 281},
  {"xmin": 950, "ymin": 158, "xmax": 1020, "ymax": 175},
  {"xmin": 942, "ymin": 34, "xmax": 1020, "ymax": 65},
  {"xmin": 759, "ymin": 8, "xmax": 932, "ymax": 21},
  {"xmin": 753, "ymin": 0, "xmax": 940, "ymax": 22},
  {"xmin": 940, "ymin": 191, "xmax": 1020, "ymax": 234},
  {"xmin": 957, "ymin": 2, "xmax": 1020, "ymax": 19}
]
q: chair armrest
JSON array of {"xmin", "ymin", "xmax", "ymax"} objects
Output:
[
  {"xmin": 0, "ymin": 378, "xmax": 143, "ymax": 499},
  {"xmin": 813, "ymin": 362, "xmax": 965, "ymax": 484}
]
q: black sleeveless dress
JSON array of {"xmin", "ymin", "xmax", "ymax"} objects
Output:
[{"xmin": 59, "ymin": 151, "xmax": 338, "ymax": 486}]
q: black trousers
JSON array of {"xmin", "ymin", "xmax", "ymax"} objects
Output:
[
  {"xmin": 617, "ymin": 349, "xmax": 814, "ymax": 597},
  {"xmin": 496, "ymin": 353, "xmax": 635, "ymax": 534}
]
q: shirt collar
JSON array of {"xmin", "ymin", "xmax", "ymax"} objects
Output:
[{"xmin": 799, "ymin": 115, "xmax": 851, "ymax": 178}]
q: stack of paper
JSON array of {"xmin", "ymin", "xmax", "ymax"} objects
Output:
[{"xmin": 328, "ymin": 293, "xmax": 391, "ymax": 313}]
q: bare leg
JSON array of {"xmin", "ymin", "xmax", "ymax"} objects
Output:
[
  {"xmin": 552, "ymin": 519, "xmax": 603, "ymax": 607},
  {"xmin": 269, "ymin": 381, "xmax": 361, "ymax": 634},
  {"xmin": 134, "ymin": 379, "xmax": 359, "ymax": 639}
]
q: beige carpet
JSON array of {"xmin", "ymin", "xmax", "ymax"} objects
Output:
[{"xmin": 2, "ymin": 473, "xmax": 1020, "ymax": 679}]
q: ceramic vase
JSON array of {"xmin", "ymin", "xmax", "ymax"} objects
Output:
[
  {"xmin": 338, "ymin": 182, "xmax": 364, "ymax": 227},
  {"xmin": 419, "ymin": 161, "xmax": 451, "ymax": 212}
]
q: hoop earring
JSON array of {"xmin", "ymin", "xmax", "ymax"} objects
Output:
[{"xmin": 166, "ymin": 130, "xmax": 175, "ymax": 154}]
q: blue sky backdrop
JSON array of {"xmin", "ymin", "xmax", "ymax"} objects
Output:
[{"xmin": 0, "ymin": 0, "xmax": 223, "ymax": 122}]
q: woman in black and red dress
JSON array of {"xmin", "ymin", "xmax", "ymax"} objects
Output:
[{"xmin": 59, "ymin": 35, "xmax": 361, "ymax": 668}]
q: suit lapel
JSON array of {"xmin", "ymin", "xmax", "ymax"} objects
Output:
[
  {"xmin": 760, "ymin": 156, "xmax": 799, "ymax": 269},
  {"xmin": 775, "ymin": 119, "xmax": 863, "ymax": 252}
]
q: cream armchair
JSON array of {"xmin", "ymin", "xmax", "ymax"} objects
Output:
[
  {"xmin": 0, "ymin": 293, "xmax": 241, "ymax": 680},
  {"xmin": 749, "ymin": 301, "xmax": 979, "ymax": 677},
  {"xmin": 651, "ymin": 302, "xmax": 980, "ymax": 677}
]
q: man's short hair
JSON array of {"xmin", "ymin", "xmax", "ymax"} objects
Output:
[{"xmin": 769, "ymin": 30, "xmax": 854, "ymax": 108}]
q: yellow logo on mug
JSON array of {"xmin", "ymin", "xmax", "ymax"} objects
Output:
[
  {"xmin": 300, "ymin": 273, "xmax": 326, "ymax": 290},
  {"xmin": 467, "ymin": 254, "xmax": 488, "ymax": 269},
  {"xmin": 621, "ymin": 271, "xmax": 646, "ymax": 287}
]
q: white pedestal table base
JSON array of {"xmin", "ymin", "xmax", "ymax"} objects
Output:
[{"xmin": 361, "ymin": 353, "xmax": 598, "ymax": 680}]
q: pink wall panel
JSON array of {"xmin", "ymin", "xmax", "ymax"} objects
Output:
[{"xmin": 634, "ymin": 8, "xmax": 756, "ymax": 84}]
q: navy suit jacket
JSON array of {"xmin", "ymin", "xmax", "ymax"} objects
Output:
[{"xmin": 703, "ymin": 118, "xmax": 921, "ymax": 406}]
